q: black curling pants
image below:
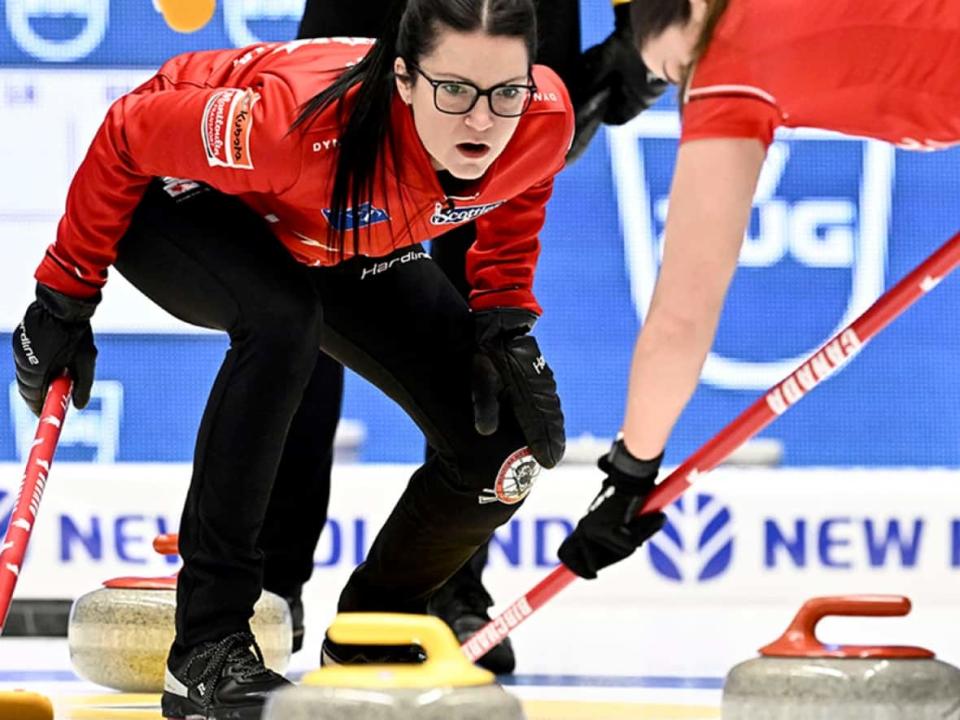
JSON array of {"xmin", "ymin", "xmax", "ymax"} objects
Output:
[
  {"xmin": 114, "ymin": 182, "xmax": 532, "ymax": 651},
  {"xmin": 254, "ymin": 0, "xmax": 584, "ymax": 610}
]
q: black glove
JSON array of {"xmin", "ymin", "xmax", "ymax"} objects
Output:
[
  {"xmin": 12, "ymin": 283, "xmax": 99, "ymax": 416},
  {"xmin": 566, "ymin": 2, "xmax": 668, "ymax": 163},
  {"xmin": 558, "ymin": 439, "xmax": 667, "ymax": 579},
  {"xmin": 472, "ymin": 308, "xmax": 565, "ymax": 468}
]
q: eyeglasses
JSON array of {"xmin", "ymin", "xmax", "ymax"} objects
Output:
[{"xmin": 406, "ymin": 63, "xmax": 537, "ymax": 118}]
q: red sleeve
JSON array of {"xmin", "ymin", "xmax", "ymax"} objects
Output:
[
  {"xmin": 680, "ymin": 94, "xmax": 779, "ymax": 147},
  {"xmin": 36, "ymin": 72, "xmax": 303, "ymax": 298},
  {"xmin": 466, "ymin": 64, "xmax": 574, "ymax": 315},
  {"xmin": 468, "ymin": 174, "xmax": 555, "ymax": 314}
]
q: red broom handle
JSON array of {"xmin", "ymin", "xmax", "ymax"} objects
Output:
[
  {"xmin": 0, "ymin": 375, "xmax": 72, "ymax": 634},
  {"xmin": 463, "ymin": 230, "xmax": 960, "ymax": 662}
]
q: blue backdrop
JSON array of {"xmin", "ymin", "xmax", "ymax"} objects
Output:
[{"xmin": 1, "ymin": 1, "xmax": 958, "ymax": 466}]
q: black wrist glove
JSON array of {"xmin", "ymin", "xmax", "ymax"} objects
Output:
[
  {"xmin": 12, "ymin": 283, "xmax": 99, "ymax": 416},
  {"xmin": 558, "ymin": 439, "xmax": 667, "ymax": 579},
  {"xmin": 566, "ymin": 2, "xmax": 668, "ymax": 163},
  {"xmin": 472, "ymin": 308, "xmax": 565, "ymax": 468}
]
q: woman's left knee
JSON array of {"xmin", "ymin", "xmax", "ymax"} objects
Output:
[{"xmin": 445, "ymin": 431, "xmax": 543, "ymax": 512}]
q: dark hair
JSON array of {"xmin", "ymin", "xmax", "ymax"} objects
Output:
[
  {"xmin": 290, "ymin": 0, "xmax": 538, "ymax": 257},
  {"xmin": 631, "ymin": 0, "xmax": 731, "ymax": 91}
]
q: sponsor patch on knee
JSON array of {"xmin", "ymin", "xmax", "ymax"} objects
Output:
[{"xmin": 478, "ymin": 447, "xmax": 540, "ymax": 505}]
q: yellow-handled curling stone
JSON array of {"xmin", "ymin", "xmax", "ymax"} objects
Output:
[{"xmin": 263, "ymin": 613, "xmax": 526, "ymax": 720}]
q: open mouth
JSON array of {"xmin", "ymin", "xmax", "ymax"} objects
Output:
[{"xmin": 456, "ymin": 142, "xmax": 490, "ymax": 159}]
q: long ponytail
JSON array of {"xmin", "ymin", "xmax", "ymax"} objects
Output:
[{"xmin": 290, "ymin": 1, "xmax": 407, "ymax": 258}]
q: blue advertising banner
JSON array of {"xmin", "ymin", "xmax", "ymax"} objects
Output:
[
  {"xmin": 0, "ymin": 0, "xmax": 306, "ymax": 66},
  {"xmin": 1, "ymin": 2, "xmax": 958, "ymax": 465}
]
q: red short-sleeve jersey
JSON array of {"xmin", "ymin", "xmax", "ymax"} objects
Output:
[{"xmin": 681, "ymin": 0, "xmax": 960, "ymax": 151}]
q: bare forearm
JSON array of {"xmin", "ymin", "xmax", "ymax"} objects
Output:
[
  {"xmin": 621, "ymin": 303, "xmax": 720, "ymax": 458},
  {"xmin": 617, "ymin": 138, "xmax": 766, "ymax": 460}
]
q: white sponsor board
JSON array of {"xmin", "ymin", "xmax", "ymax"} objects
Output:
[
  {"xmin": 3, "ymin": 463, "xmax": 960, "ymax": 672},
  {"xmin": 2, "ymin": 464, "xmax": 959, "ymax": 607}
]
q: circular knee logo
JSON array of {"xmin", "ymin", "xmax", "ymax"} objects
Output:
[{"xmin": 479, "ymin": 448, "xmax": 541, "ymax": 505}]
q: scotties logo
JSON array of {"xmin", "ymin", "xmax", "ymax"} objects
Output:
[
  {"xmin": 6, "ymin": 0, "xmax": 109, "ymax": 62},
  {"xmin": 430, "ymin": 201, "xmax": 504, "ymax": 226},
  {"xmin": 648, "ymin": 493, "xmax": 733, "ymax": 583},
  {"xmin": 609, "ymin": 112, "xmax": 894, "ymax": 390}
]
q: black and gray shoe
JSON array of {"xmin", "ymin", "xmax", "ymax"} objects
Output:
[
  {"xmin": 320, "ymin": 633, "xmax": 426, "ymax": 667},
  {"xmin": 161, "ymin": 631, "xmax": 290, "ymax": 720},
  {"xmin": 428, "ymin": 583, "xmax": 516, "ymax": 675}
]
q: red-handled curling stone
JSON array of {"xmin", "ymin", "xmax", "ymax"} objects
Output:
[
  {"xmin": 723, "ymin": 595, "xmax": 960, "ymax": 719},
  {"xmin": 68, "ymin": 533, "xmax": 291, "ymax": 692}
]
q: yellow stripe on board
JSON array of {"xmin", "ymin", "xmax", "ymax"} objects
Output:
[
  {"xmin": 524, "ymin": 700, "xmax": 720, "ymax": 720},
  {"xmin": 66, "ymin": 709, "xmax": 158, "ymax": 720},
  {"xmin": 61, "ymin": 694, "xmax": 160, "ymax": 719},
  {"xmin": 60, "ymin": 692, "xmax": 721, "ymax": 720}
]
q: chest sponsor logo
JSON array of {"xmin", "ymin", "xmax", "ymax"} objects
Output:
[
  {"xmin": 322, "ymin": 202, "xmax": 390, "ymax": 232},
  {"xmin": 609, "ymin": 112, "xmax": 894, "ymax": 390},
  {"xmin": 430, "ymin": 200, "xmax": 504, "ymax": 225},
  {"xmin": 202, "ymin": 88, "xmax": 259, "ymax": 170}
]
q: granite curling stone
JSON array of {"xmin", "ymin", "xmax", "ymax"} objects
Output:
[
  {"xmin": 723, "ymin": 595, "xmax": 960, "ymax": 720},
  {"xmin": 263, "ymin": 613, "xmax": 526, "ymax": 720},
  {"xmin": 67, "ymin": 534, "xmax": 292, "ymax": 692}
]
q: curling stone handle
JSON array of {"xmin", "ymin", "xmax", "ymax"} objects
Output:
[
  {"xmin": 328, "ymin": 612, "xmax": 467, "ymax": 661},
  {"xmin": 153, "ymin": 534, "xmax": 180, "ymax": 557},
  {"xmin": 305, "ymin": 613, "xmax": 495, "ymax": 689},
  {"xmin": 759, "ymin": 595, "xmax": 934, "ymax": 659},
  {"xmin": 799, "ymin": 595, "xmax": 912, "ymax": 620}
]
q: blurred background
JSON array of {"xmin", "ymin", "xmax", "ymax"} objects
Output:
[{"xmin": 1, "ymin": 0, "xmax": 959, "ymax": 675}]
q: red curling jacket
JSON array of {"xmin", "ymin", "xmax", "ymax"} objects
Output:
[{"xmin": 36, "ymin": 38, "xmax": 575, "ymax": 314}]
